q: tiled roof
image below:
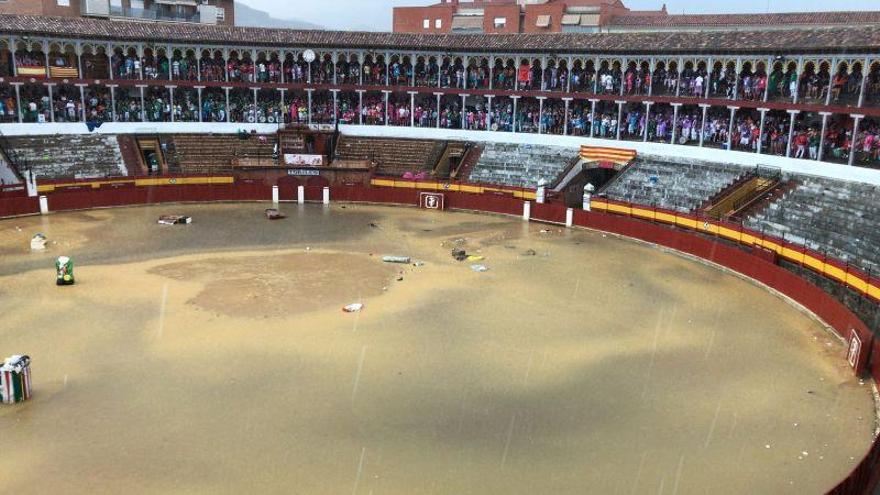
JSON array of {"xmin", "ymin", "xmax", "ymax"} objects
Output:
[
  {"xmin": 611, "ymin": 11, "xmax": 880, "ymax": 27},
  {"xmin": 1, "ymin": 14, "xmax": 880, "ymax": 54}
]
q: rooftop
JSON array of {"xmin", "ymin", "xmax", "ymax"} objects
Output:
[
  {"xmin": 1, "ymin": 14, "xmax": 880, "ymax": 54},
  {"xmin": 610, "ymin": 10, "xmax": 880, "ymax": 27}
]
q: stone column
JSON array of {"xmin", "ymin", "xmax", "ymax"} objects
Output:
[
  {"xmin": 825, "ymin": 57, "xmax": 838, "ymax": 106},
  {"xmin": 461, "ymin": 93, "xmax": 468, "ymax": 129},
  {"xmin": 857, "ymin": 58, "xmax": 869, "ymax": 108},
  {"xmin": 13, "ymin": 84, "xmax": 21, "ymax": 123},
  {"xmin": 383, "ymin": 90, "xmax": 390, "ymax": 126},
  {"xmin": 196, "ymin": 86, "xmax": 203, "ymax": 123},
  {"xmin": 699, "ymin": 104, "xmax": 709, "ymax": 147},
  {"xmin": 78, "ymin": 84, "xmax": 86, "ymax": 122},
  {"xmin": 537, "ymin": 96, "xmax": 545, "ymax": 134},
  {"xmin": 224, "ymin": 86, "xmax": 230, "ymax": 123},
  {"xmin": 817, "ymin": 112, "xmax": 830, "ymax": 162},
  {"xmin": 435, "ymin": 92, "xmax": 441, "ymax": 128},
  {"xmin": 512, "ymin": 96, "xmax": 519, "ymax": 133},
  {"xmin": 643, "ymin": 101, "xmax": 653, "ymax": 142},
  {"xmin": 670, "ymin": 103, "xmax": 681, "ymax": 144},
  {"xmin": 46, "ymin": 84, "xmax": 56, "ymax": 123},
  {"xmin": 169, "ymin": 86, "xmax": 175, "ymax": 122},
  {"xmin": 589, "ymin": 99, "xmax": 598, "ymax": 138},
  {"xmin": 486, "ymin": 95, "xmax": 494, "ymax": 131},
  {"xmin": 849, "ymin": 114, "xmax": 862, "ymax": 166},
  {"xmin": 615, "ymin": 100, "xmax": 624, "ymax": 140},
  {"xmin": 726, "ymin": 106, "xmax": 738, "ymax": 150},
  {"xmin": 140, "ymin": 85, "xmax": 147, "ymax": 122},
  {"xmin": 785, "ymin": 110, "xmax": 799, "ymax": 158},
  {"xmin": 563, "ymin": 98, "xmax": 571, "ymax": 136},
  {"xmin": 757, "ymin": 108, "xmax": 768, "ymax": 154},
  {"xmin": 358, "ymin": 90, "xmax": 365, "ymax": 125},
  {"xmin": 409, "ymin": 91, "xmax": 416, "ymax": 127}
]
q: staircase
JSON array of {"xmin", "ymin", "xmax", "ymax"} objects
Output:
[
  {"xmin": 433, "ymin": 141, "xmax": 469, "ymax": 179},
  {"xmin": 452, "ymin": 144, "xmax": 482, "ymax": 181},
  {"xmin": 701, "ymin": 174, "xmax": 779, "ymax": 220}
]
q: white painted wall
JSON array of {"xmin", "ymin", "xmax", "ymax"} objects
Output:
[{"xmin": 1, "ymin": 122, "xmax": 879, "ymax": 186}]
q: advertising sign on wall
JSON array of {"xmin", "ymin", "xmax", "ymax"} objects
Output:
[{"xmin": 284, "ymin": 154, "xmax": 323, "ymax": 167}]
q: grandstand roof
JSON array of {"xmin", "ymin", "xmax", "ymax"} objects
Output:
[{"xmin": 1, "ymin": 14, "xmax": 880, "ymax": 54}]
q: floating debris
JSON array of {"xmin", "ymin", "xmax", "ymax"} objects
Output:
[
  {"xmin": 157, "ymin": 215, "xmax": 192, "ymax": 225},
  {"xmin": 452, "ymin": 248, "xmax": 468, "ymax": 262},
  {"xmin": 466, "ymin": 255, "xmax": 485, "ymax": 262},
  {"xmin": 382, "ymin": 255, "xmax": 411, "ymax": 264},
  {"xmin": 56, "ymin": 256, "xmax": 75, "ymax": 286},
  {"xmin": 265, "ymin": 208, "xmax": 286, "ymax": 220},
  {"xmin": 30, "ymin": 233, "xmax": 48, "ymax": 251},
  {"xmin": 522, "ymin": 249, "xmax": 537, "ymax": 257},
  {"xmin": 343, "ymin": 303, "xmax": 364, "ymax": 313},
  {"xmin": 470, "ymin": 264, "xmax": 489, "ymax": 273}
]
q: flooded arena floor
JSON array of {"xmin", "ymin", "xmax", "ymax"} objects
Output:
[{"xmin": 0, "ymin": 203, "xmax": 876, "ymax": 494}]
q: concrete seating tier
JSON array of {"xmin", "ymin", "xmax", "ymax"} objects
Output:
[
  {"xmin": 745, "ymin": 177, "xmax": 880, "ymax": 272},
  {"xmin": 170, "ymin": 134, "xmax": 275, "ymax": 174},
  {"xmin": 602, "ymin": 160, "xmax": 748, "ymax": 212},
  {"xmin": 4, "ymin": 135, "xmax": 126, "ymax": 179},
  {"xmin": 469, "ymin": 142, "xmax": 578, "ymax": 188},
  {"xmin": 336, "ymin": 136, "xmax": 444, "ymax": 177}
]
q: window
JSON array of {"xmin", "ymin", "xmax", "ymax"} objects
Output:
[
  {"xmin": 423, "ymin": 18, "xmax": 430, "ymax": 29},
  {"xmin": 57, "ymin": 0, "xmax": 70, "ymax": 5},
  {"xmin": 435, "ymin": 18, "xmax": 442, "ymax": 29},
  {"xmin": 493, "ymin": 17, "xmax": 506, "ymax": 28},
  {"xmin": 216, "ymin": 7, "xmax": 226, "ymax": 22}
]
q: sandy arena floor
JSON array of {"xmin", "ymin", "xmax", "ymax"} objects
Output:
[{"xmin": 0, "ymin": 203, "xmax": 876, "ymax": 494}]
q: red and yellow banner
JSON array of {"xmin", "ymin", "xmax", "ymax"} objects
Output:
[{"xmin": 580, "ymin": 146, "xmax": 637, "ymax": 166}]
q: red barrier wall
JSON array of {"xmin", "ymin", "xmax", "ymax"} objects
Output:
[
  {"xmin": 0, "ymin": 195, "xmax": 39, "ymax": 217},
  {"xmin": 0, "ymin": 183, "xmax": 876, "ymax": 495}
]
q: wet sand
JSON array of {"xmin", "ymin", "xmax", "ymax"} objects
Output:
[{"xmin": 0, "ymin": 203, "xmax": 876, "ymax": 494}]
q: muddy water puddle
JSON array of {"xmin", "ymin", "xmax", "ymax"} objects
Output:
[{"xmin": 0, "ymin": 203, "xmax": 875, "ymax": 494}]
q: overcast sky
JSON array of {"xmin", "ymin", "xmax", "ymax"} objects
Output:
[{"xmin": 237, "ymin": 0, "xmax": 880, "ymax": 31}]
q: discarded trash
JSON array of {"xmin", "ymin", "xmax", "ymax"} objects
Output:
[
  {"xmin": 540, "ymin": 229, "xmax": 551, "ymax": 234},
  {"xmin": 265, "ymin": 208, "xmax": 286, "ymax": 220},
  {"xmin": 158, "ymin": 215, "xmax": 192, "ymax": 225},
  {"xmin": 466, "ymin": 255, "xmax": 485, "ymax": 262},
  {"xmin": 0, "ymin": 355, "xmax": 32, "ymax": 404},
  {"xmin": 522, "ymin": 249, "xmax": 537, "ymax": 257},
  {"xmin": 452, "ymin": 248, "xmax": 468, "ymax": 261},
  {"xmin": 30, "ymin": 233, "xmax": 48, "ymax": 251},
  {"xmin": 56, "ymin": 256, "xmax": 75, "ymax": 286},
  {"xmin": 413, "ymin": 261, "xmax": 426, "ymax": 267},
  {"xmin": 470, "ymin": 264, "xmax": 489, "ymax": 273},
  {"xmin": 342, "ymin": 303, "xmax": 364, "ymax": 313},
  {"xmin": 369, "ymin": 222, "xmax": 380, "ymax": 228},
  {"xmin": 382, "ymin": 255, "xmax": 411, "ymax": 264}
]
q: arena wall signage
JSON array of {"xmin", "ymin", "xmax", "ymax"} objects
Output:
[{"xmin": 283, "ymin": 154, "xmax": 324, "ymax": 167}]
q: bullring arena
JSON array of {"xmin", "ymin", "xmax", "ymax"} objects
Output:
[{"xmin": 0, "ymin": 10, "xmax": 880, "ymax": 495}]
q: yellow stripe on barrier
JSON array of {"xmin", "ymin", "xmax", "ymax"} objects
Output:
[
  {"xmin": 39, "ymin": 176, "xmax": 235, "ymax": 193},
  {"xmin": 591, "ymin": 198, "xmax": 880, "ymax": 302},
  {"xmin": 369, "ymin": 179, "xmax": 536, "ymax": 200}
]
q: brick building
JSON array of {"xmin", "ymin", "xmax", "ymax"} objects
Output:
[
  {"xmin": 393, "ymin": 0, "xmax": 880, "ymax": 34},
  {"xmin": 0, "ymin": 0, "xmax": 234, "ymax": 25}
]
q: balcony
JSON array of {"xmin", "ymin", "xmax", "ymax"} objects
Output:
[
  {"xmin": 81, "ymin": 0, "xmax": 207, "ymax": 24},
  {"xmin": 108, "ymin": 5, "xmax": 202, "ymax": 24}
]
